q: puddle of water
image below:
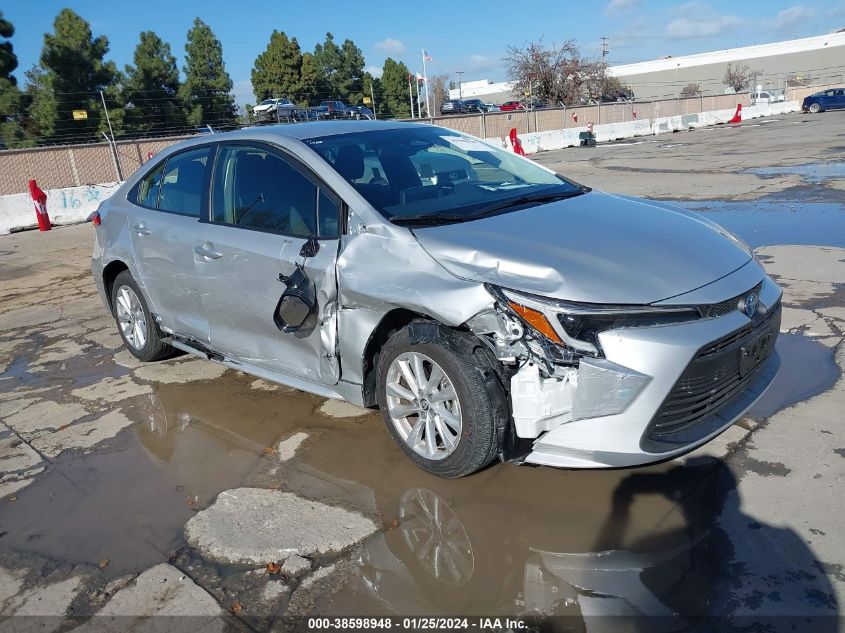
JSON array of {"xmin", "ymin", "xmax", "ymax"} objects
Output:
[
  {"xmin": 749, "ymin": 334, "xmax": 840, "ymax": 418},
  {"xmin": 749, "ymin": 161, "xmax": 845, "ymax": 184},
  {"xmin": 0, "ymin": 376, "xmax": 331, "ymax": 579},
  {"xmin": 677, "ymin": 201, "xmax": 845, "ymax": 248},
  {"xmin": 287, "ymin": 416, "xmax": 838, "ymax": 619},
  {"xmin": 1, "ymin": 343, "xmax": 838, "ymax": 618}
]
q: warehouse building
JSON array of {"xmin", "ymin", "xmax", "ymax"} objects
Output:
[
  {"xmin": 609, "ymin": 30, "xmax": 845, "ymax": 99},
  {"xmin": 449, "ymin": 30, "xmax": 845, "ymax": 103}
]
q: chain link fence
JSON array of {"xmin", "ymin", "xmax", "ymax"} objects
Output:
[{"xmin": 0, "ymin": 86, "xmax": 830, "ymax": 196}]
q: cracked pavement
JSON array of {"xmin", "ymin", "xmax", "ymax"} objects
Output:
[{"xmin": 1, "ymin": 110, "xmax": 843, "ymax": 630}]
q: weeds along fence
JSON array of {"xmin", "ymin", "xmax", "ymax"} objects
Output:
[{"xmin": 0, "ymin": 85, "xmax": 828, "ymax": 196}]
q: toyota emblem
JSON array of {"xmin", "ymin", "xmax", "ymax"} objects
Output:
[{"xmin": 744, "ymin": 293, "xmax": 759, "ymax": 318}]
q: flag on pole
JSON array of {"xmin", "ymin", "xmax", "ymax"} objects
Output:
[
  {"xmin": 423, "ymin": 50, "xmax": 433, "ymax": 62},
  {"xmin": 416, "ymin": 72, "xmax": 425, "ymax": 87}
]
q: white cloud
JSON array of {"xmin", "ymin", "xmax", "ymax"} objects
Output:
[
  {"xmin": 467, "ymin": 54, "xmax": 493, "ymax": 70},
  {"xmin": 769, "ymin": 5, "xmax": 814, "ymax": 31},
  {"xmin": 604, "ymin": 0, "xmax": 638, "ymax": 16},
  {"xmin": 365, "ymin": 65, "xmax": 383, "ymax": 79},
  {"xmin": 374, "ymin": 38, "xmax": 406, "ymax": 55},
  {"xmin": 666, "ymin": 13, "xmax": 742, "ymax": 38}
]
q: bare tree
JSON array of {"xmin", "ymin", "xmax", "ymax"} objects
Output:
[
  {"xmin": 723, "ymin": 63, "xmax": 754, "ymax": 93},
  {"xmin": 680, "ymin": 83, "xmax": 701, "ymax": 97},
  {"xmin": 504, "ymin": 39, "xmax": 584, "ymax": 105},
  {"xmin": 504, "ymin": 39, "xmax": 631, "ymax": 106},
  {"xmin": 429, "ymin": 73, "xmax": 449, "ymax": 109}
]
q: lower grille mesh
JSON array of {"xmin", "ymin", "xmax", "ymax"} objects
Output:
[{"xmin": 644, "ymin": 303, "xmax": 781, "ymax": 445}]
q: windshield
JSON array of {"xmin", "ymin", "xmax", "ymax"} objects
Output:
[
  {"xmin": 304, "ymin": 126, "xmax": 584, "ymax": 223},
  {"xmin": 258, "ymin": 100, "xmax": 275, "ymax": 106}
]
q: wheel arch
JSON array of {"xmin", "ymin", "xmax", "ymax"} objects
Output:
[
  {"xmin": 102, "ymin": 259, "xmax": 130, "ymax": 311},
  {"xmin": 360, "ymin": 308, "xmax": 430, "ymax": 408}
]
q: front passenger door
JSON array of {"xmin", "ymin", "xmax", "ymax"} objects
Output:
[{"xmin": 194, "ymin": 143, "xmax": 342, "ymax": 386}]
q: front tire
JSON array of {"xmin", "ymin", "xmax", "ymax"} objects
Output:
[
  {"xmin": 808, "ymin": 102, "xmax": 821, "ymax": 113},
  {"xmin": 376, "ymin": 322, "xmax": 506, "ymax": 478},
  {"xmin": 110, "ymin": 270, "xmax": 173, "ymax": 362}
]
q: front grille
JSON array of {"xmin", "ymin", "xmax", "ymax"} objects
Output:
[
  {"xmin": 698, "ymin": 282, "xmax": 762, "ymax": 319},
  {"xmin": 643, "ymin": 303, "xmax": 781, "ymax": 449}
]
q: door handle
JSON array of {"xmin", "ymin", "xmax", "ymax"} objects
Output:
[
  {"xmin": 132, "ymin": 224, "xmax": 150, "ymax": 236},
  {"xmin": 194, "ymin": 244, "xmax": 223, "ymax": 260}
]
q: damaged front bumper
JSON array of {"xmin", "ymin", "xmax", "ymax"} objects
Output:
[{"xmin": 475, "ymin": 275, "xmax": 783, "ymax": 469}]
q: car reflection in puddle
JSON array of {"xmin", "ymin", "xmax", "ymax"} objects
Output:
[
  {"xmin": 315, "ymin": 458, "xmax": 838, "ymax": 628},
  {"xmin": 118, "ymin": 352, "xmax": 840, "ymax": 627}
]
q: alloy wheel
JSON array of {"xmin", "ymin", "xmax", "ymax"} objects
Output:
[
  {"xmin": 385, "ymin": 352, "xmax": 462, "ymax": 461},
  {"xmin": 115, "ymin": 285, "xmax": 148, "ymax": 350}
]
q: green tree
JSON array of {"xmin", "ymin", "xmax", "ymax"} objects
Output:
[
  {"xmin": 27, "ymin": 9, "xmax": 120, "ymax": 143},
  {"xmin": 337, "ymin": 38, "xmax": 365, "ymax": 103},
  {"xmin": 379, "ymin": 57, "xmax": 411, "ymax": 118},
  {"xmin": 298, "ymin": 52, "xmax": 318, "ymax": 106},
  {"xmin": 180, "ymin": 18, "xmax": 236, "ymax": 128},
  {"xmin": 0, "ymin": 10, "xmax": 19, "ymax": 84},
  {"xmin": 312, "ymin": 32, "xmax": 341, "ymax": 99},
  {"xmin": 252, "ymin": 30, "xmax": 302, "ymax": 101},
  {"xmin": 312, "ymin": 33, "xmax": 365, "ymax": 103},
  {"xmin": 124, "ymin": 31, "xmax": 185, "ymax": 135},
  {"xmin": 0, "ymin": 10, "xmax": 25, "ymax": 146}
]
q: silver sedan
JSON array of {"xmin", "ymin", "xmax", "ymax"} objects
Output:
[{"xmin": 91, "ymin": 121, "xmax": 781, "ymax": 477}]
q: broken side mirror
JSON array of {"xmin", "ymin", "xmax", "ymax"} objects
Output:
[{"xmin": 275, "ymin": 264, "xmax": 317, "ymax": 333}]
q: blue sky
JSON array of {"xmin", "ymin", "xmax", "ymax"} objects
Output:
[{"xmin": 3, "ymin": 0, "xmax": 843, "ymax": 104}]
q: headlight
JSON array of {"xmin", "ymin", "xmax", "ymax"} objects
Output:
[{"xmin": 490, "ymin": 286, "xmax": 700, "ymax": 357}]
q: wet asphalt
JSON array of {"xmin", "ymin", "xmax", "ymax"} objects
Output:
[{"xmin": 0, "ymin": 111, "xmax": 843, "ymax": 630}]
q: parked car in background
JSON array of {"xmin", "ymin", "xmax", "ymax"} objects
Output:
[
  {"xmin": 802, "ymin": 88, "xmax": 845, "ymax": 113},
  {"xmin": 440, "ymin": 99, "xmax": 470, "ymax": 115},
  {"xmin": 312, "ymin": 100, "xmax": 349, "ymax": 120},
  {"xmin": 92, "ymin": 120, "xmax": 782, "ymax": 478},
  {"xmin": 751, "ymin": 91, "xmax": 785, "ymax": 105},
  {"xmin": 253, "ymin": 98, "xmax": 296, "ymax": 122},
  {"xmin": 485, "ymin": 103, "xmax": 501, "ymax": 112},
  {"xmin": 347, "ymin": 105, "xmax": 374, "ymax": 119},
  {"xmin": 463, "ymin": 99, "xmax": 493, "ymax": 113},
  {"xmin": 499, "ymin": 101, "xmax": 525, "ymax": 111}
]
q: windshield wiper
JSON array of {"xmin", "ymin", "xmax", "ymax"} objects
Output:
[
  {"xmin": 389, "ymin": 213, "xmax": 475, "ymax": 226},
  {"xmin": 471, "ymin": 188, "xmax": 589, "ymax": 218}
]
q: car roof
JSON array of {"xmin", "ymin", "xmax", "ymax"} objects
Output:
[{"xmin": 161, "ymin": 120, "xmax": 432, "ymax": 153}]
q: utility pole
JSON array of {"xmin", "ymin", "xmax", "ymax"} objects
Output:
[
  {"xmin": 600, "ymin": 37, "xmax": 610, "ymax": 102},
  {"xmin": 456, "ymin": 71, "xmax": 464, "ymax": 99},
  {"xmin": 600, "ymin": 37, "xmax": 610, "ymax": 68},
  {"xmin": 99, "ymin": 90, "xmax": 123, "ymax": 181}
]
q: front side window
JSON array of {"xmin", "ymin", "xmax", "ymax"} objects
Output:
[
  {"xmin": 158, "ymin": 147, "xmax": 211, "ymax": 217},
  {"xmin": 305, "ymin": 126, "xmax": 583, "ymax": 223},
  {"xmin": 212, "ymin": 145, "xmax": 337, "ymax": 237}
]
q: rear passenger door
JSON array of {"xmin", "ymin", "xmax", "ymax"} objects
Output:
[
  {"xmin": 128, "ymin": 145, "xmax": 212, "ymax": 342},
  {"xmin": 194, "ymin": 142, "xmax": 342, "ymax": 385},
  {"xmin": 834, "ymin": 89, "xmax": 845, "ymax": 110}
]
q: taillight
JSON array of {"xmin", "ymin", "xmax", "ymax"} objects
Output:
[{"xmin": 91, "ymin": 211, "xmax": 101, "ymax": 226}]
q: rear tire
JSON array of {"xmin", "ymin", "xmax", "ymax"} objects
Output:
[
  {"xmin": 110, "ymin": 270, "xmax": 173, "ymax": 362},
  {"xmin": 376, "ymin": 321, "xmax": 506, "ymax": 478}
]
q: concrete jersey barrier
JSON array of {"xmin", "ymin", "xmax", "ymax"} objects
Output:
[{"xmin": 0, "ymin": 182, "xmax": 120, "ymax": 235}]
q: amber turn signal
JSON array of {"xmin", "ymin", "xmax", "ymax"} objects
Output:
[{"xmin": 508, "ymin": 301, "xmax": 564, "ymax": 344}]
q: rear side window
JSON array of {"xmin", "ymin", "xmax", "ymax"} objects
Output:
[
  {"xmin": 158, "ymin": 147, "xmax": 211, "ymax": 217},
  {"xmin": 211, "ymin": 145, "xmax": 338, "ymax": 238},
  {"xmin": 136, "ymin": 163, "xmax": 164, "ymax": 208}
]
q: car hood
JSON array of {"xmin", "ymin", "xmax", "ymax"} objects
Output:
[{"xmin": 411, "ymin": 191, "xmax": 752, "ymax": 304}]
